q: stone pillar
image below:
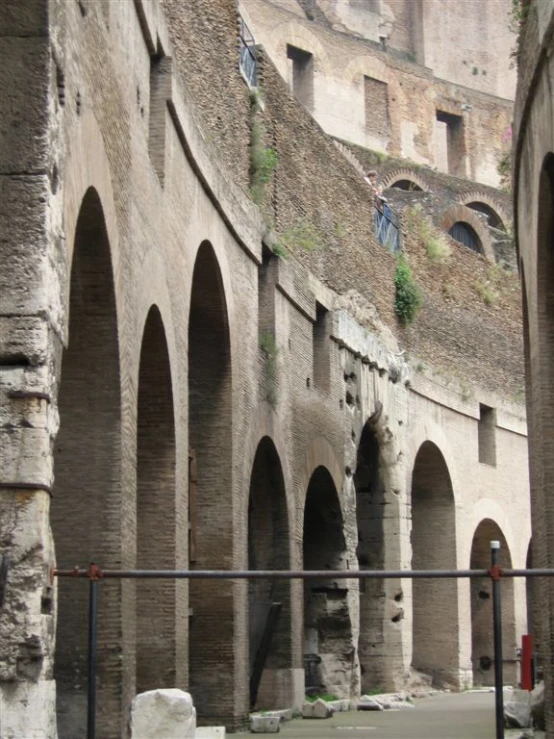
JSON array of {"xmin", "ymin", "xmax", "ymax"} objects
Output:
[{"xmin": 0, "ymin": 2, "xmax": 60, "ymax": 735}]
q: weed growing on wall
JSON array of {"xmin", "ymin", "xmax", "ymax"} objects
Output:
[
  {"xmin": 276, "ymin": 218, "xmax": 326, "ymax": 254},
  {"xmin": 474, "ymin": 278, "xmax": 499, "ymax": 306},
  {"xmin": 394, "ymin": 255, "xmax": 422, "ymax": 324},
  {"xmin": 404, "ymin": 204, "xmax": 451, "ymax": 265},
  {"xmin": 249, "ymin": 93, "xmax": 278, "ymax": 205},
  {"xmin": 259, "ymin": 330, "xmax": 279, "ymax": 407}
]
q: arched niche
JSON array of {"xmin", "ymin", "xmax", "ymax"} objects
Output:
[
  {"xmin": 411, "ymin": 441, "xmax": 459, "ymax": 687},
  {"xmin": 188, "ymin": 241, "xmax": 234, "ymax": 723},
  {"xmin": 52, "ymin": 187, "xmax": 123, "ymax": 739},
  {"xmin": 303, "ymin": 466, "xmax": 353, "ymax": 698},
  {"xmin": 136, "ymin": 305, "xmax": 177, "ymax": 692},
  {"xmin": 354, "ymin": 423, "xmax": 385, "ymax": 692},
  {"xmin": 248, "ymin": 436, "xmax": 292, "ymax": 709},
  {"xmin": 470, "ymin": 519, "xmax": 516, "ymax": 686}
]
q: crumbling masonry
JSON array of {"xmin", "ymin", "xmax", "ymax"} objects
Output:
[{"xmin": 0, "ymin": 0, "xmax": 530, "ymax": 736}]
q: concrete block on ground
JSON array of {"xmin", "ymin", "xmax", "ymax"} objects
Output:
[
  {"xmin": 357, "ymin": 696, "xmax": 384, "ymax": 711},
  {"xmin": 130, "ymin": 689, "xmax": 196, "ymax": 739},
  {"xmin": 326, "ymin": 699, "xmax": 350, "ymax": 712},
  {"xmin": 531, "ymin": 682, "xmax": 545, "ymax": 730},
  {"xmin": 504, "ymin": 689, "xmax": 532, "ymax": 729},
  {"xmin": 251, "ymin": 715, "xmax": 281, "ymax": 732},
  {"xmin": 370, "ymin": 692, "xmax": 415, "ymax": 710},
  {"xmin": 302, "ymin": 699, "xmax": 333, "ymax": 718},
  {"xmin": 195, "ymin": 727, "xmax": 226, "ymax": 738}
]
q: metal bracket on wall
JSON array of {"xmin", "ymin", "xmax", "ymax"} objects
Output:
[{"xmin": 0, "ymin": 555, "xmax": 10, "ymax": 607}]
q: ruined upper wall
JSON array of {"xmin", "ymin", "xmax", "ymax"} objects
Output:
[
  {"xmin": 242, "ymin": 0, "xmax": 514, "ymax": 187},
  {"xmin": 264, "ymin": 0, "xmax": 517, "ymax": 99}
]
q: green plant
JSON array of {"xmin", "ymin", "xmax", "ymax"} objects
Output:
[
  {"xmin": 271, "ymin": 241, "xmax": 289, "ymax": 259},
  {"xmin": 249, "ymin": 94, "xmax": 278, "ymax": 205},
  {"xmin": 497, "ymin": 149, "xmax": 511, "ymax": 191},
  {"xmin": 305, "ymin": 693, "xmax": 340, "ymax": 703},
  {"xmin": 404, "ymin": 205, "xmax": 451, "ymax": 264},
  {"xmin": 394, "ymin": 255, "xmax": 422, "ymax": 324},
  {"xmin": 259, "ymin": 331, "xmax": 279, "ymax": 407},
  {"xmin": 276, "ymin": 219, "xmax": 325, "ymax": 254},
  {"xmin": 474, "ymin": 278, "xmax": 499, "ymax": 306},
  {"xmin": 442, "ymin": 280, "xmax": 455, "ymax": 299}
]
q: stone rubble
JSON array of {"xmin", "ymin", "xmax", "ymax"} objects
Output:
[{"xmin": 130, "ymin": 689, "xmax": 196, "ymax": 739}]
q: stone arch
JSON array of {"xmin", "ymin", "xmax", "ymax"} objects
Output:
[
  {"xmin": 136, "ymin": 305, "xmax": 177, "ymax": 693},
  {"xmin": 248, "ymin": 436, "xmax": 292, "ymax": 709},
  {"xmin": 268, "ymin": 20, "xmax": 332, "ymax": 79},
  {"xmin": 411, "ymin": 441, "xmax": 459, "ymax": 686},
  {"xmin": 297, "ymin": 437, "xmax": 344, "ymax": 534},
  {"xmin": 441, "ymin": 203, "xmax": 495, "ymax": 260},
  {"xmin": 405, "ymin": 419, "xmax": 460, "ymax": 510},
  {"xmin": 344, "ymin": 54, "xmax": 391, "ymax": 86},
  {"xmin": 303, "ymin": 465, "xmax": 353, "ymax": 698},
  {"xmin": 470, "ymin": 518, "xmax": 516, "ymax": 686},
  {"xmin": 382, "ymin": 168, "xmax": 429, "ymax": 192},
  {"xmin": 354, "ymin": 421, "xmax": 386, "ymax": 692},
  {"xmin": 188, "ymin": 240, "xmax": 234, "ymax": 723},
  {"xmin": 52, "ymin": 187, "xmax": 123, "ymax": 739},
  {"xmin": 63, "ymin": 110, "xmax": 120, "ymax": 291},
  {"xmin": 458, "ymin": 191, "xmax": 509, "ymax": 232}
]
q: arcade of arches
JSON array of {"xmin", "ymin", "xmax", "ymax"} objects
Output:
[{"xmin": 47, "ymin": 189, "xmax": 526, "ymax": 737}]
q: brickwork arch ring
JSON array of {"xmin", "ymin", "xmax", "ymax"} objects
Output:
[
  {"xmin": 296, "ymin": 436, "xmax": 344, "ymax": 544},
  {"xmin": 441, "ymin": 204, "xmax": 495, "ymax": 261},
  {"xmin": 344, "ymin": 54, "xmax": 391, "ymax": 86},
  {"xmin": 457, "ymin": 191, "xmax": 510, "ymax": 232},
  {"xmin": 381, "ymin": 168, "xmax": 429, "ymax": 193},
  {"xmin": 268, "ymin": 20, "xmax": 332, "ymax": 77}
]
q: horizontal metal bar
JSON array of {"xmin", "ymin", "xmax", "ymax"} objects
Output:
[{"xmin": 53, "ymin": 567, "xmax": 554, "ymax": 580}]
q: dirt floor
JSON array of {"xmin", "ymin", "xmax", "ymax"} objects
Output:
[{"xmin": 238, "ymin": 691, "xmax": 500, "ymax": 738}]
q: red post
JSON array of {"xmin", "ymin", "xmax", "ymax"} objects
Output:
[{"xmin": 521, "ymin": 634, "xmax": 534, "ymax": 691}]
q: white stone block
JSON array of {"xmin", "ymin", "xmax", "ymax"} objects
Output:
[
  {"xmin": 302, "ymin": 698, "xmax": 333, "ymax": 718},
  {"xmin": 130, "ymin": 689, "xmax": 196, "ymax": 739},
  {"xmin": 0, "ymin": 679, "xmax": 57, "ymax": 738},
  {"xmin": 504, "ymin": 688, "xmax": 532, "ymax": 729},
  {"xmin": 251, "ymin": 715, "xmax": 281, "ymax": 733},
  {"xmin": 195, "ymin": 727, "xmax": 226, "ymax": 738}
]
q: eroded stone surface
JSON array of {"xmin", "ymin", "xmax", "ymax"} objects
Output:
[{"xmin": 130, "ymin": 689, "xmax": 196, "ymax": 739}]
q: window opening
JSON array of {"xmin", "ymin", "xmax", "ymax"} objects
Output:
[
  {"xmin": 478, "ymin": 404, "xmax": 496, "ymax": 466},
  {"xmin": 435, "ymin": 110, "xmax": 466, "ymax": 177},
  {"xmin": 448, "ymin": 222, "xmax": 482, "ymax": 253},
  {"xmin": 287, "ymin": 45, "xmax": 314, "ymax": 111}
]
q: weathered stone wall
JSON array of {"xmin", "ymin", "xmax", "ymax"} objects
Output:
[
  {"xmin": 263, "ymin": 0, "xmax": 517, "ymax": 99},
  {"xmin": 0, "ymin": 0, "xmax": 532, "ymax": 736},
  {"xmin": 514, "ymin": 0, "xmax": 554, "ymax": 732},
  {"xmin": 243, "ymin": 0, "xmax": 514, "ymax": 185}
]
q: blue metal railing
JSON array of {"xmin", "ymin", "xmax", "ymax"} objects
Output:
[
  {"xmin": 240, "ymin": 18, "xmax": 258, "ymax": 88},
  {"xmin": 375, "ymin": 196, "xmax": 400, "ymax": 252}
]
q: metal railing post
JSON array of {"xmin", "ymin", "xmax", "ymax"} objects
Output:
[
  {"xmin": 87, "ymin": 565, "xmax": 100, "ymax": 739},
  {"xmin": 490, "ymin": 541, "xmax": 504, "ymax": 739}
]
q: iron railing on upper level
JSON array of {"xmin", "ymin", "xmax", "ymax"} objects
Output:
[
  {"xmin": 375, "ymin": 196, "xmax": 401, "ymax": 253},
  {"xmin": 240, "ymin": 17, "xmax": 258, "ymax": 88}
]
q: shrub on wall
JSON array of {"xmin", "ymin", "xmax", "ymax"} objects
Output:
[
  {"xmin": 404, "ymin": 204, "xmax": 451, "ymax": 265},
  {"xmin": 394, "ymin": 255, "xmax": 422, "ymax": 324}
]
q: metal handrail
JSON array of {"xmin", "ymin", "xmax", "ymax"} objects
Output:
[{"xmin": 54, "ymin": 558, "xmax": 554, "ymax": 739}]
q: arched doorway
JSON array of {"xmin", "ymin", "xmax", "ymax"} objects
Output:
[
  {"xmin": 411, "ymin": 442, "xmax": 459, "ymax": 686},
  {"xmin": 52, "ymin": 188, "xmax": 123, "ymax": 739},
  {"xmin": 303, "ymin": 466, "xmax": 353, "ymax": 698},
  {"xmin": 188, "ymin": 242, "xmax": 233, "ymax": 722},
  {"xmin": 448, "ymin": 221, "xmax": 483, "ymax": 253},
  {"xmin": 470, "ymin": 519, "xmax": 516, "ymax": 686},
  {"xmin": 248, "ymin": 437, "xmax": 291, "ymax": 709},
  {"xmin": 136, "ymin": 306, "xmax": 177, "ymax": 692},
  {"xmin": 354, "ymin": 423, "xmax": 385, "ymax": 691}
]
